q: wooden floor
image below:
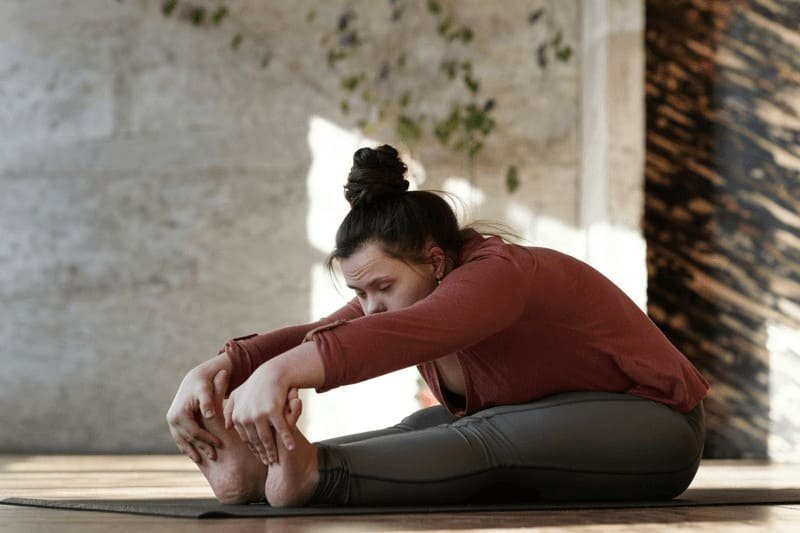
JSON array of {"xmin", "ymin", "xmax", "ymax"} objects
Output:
[{"xmin": 1, "ymin": 455, "xmax": 800, "ymax": 532}]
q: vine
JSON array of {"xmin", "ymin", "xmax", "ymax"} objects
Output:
[{"xmin": 156, "ymin": 0, "xmax": 572, "ymax": 193}]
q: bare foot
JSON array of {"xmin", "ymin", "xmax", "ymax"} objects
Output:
[
  {"xmin": 264, "ymin": 396, "xmax": 320, "ymax": 507},
  {"xmin": 194, "ymin": 400, "xmax": 268, "ymax": 504}
]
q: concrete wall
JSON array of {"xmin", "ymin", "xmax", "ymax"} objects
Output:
[{"xmin": 0, "ymin": 0, "xmax": 644, "ymax": 452}]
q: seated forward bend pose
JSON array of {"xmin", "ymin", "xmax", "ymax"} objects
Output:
[{"xmin": 166, "ymin": 144, "xmax": 710, "ymax": 507}]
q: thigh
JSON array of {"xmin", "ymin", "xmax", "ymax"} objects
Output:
[
  {"xmin": 315, "ymin": 404, "xmax": 457, "ymax": 446},
  {"xmin": 461, "ymin": 391, "xmax": 705, "ymax": 500}
]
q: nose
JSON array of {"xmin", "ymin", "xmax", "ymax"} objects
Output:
[{"xmin": 365, "ymin": 297, "xmax": 386, "ymax": 315}]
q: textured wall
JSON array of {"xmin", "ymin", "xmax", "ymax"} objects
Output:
[
  {"xmin": 0, "ymin": 0, "xmax": 643, "ymax": 452},
  {"xmin": 645, "ymin": 0, "xmax": 800, "ymax": 459}
]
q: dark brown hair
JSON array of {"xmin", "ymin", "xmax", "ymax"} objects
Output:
[{"xmin": 324, "ymin": 144, "xmax": 525, "ymax": 280}]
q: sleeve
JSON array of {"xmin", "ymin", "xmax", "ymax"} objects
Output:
[
  {"xmin": 216, "ymin": 297, "xmax": 363, "ymax": 397},
  {"xmin": 308, "ymin": 247, "xmax": 530, "ymax": 393}
]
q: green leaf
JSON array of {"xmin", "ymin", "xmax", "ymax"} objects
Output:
[
  {"xmin": 467, "ymin": 140, "xmax": 483, "ymax": 158},
  {"xmin": 463, "ymin": 74, "xmax": 479, "ymax": 94},
  {"xmin": 397, "ymin": 115, "xmax": 422, "ymax": 145},
  {"xmin": 552, "ymin": 31, "xmax": 562, "ymax": 46},
  {"xmin": 212, "ymin": 6, "xmax": 228, "ymax": 25},
  {"xmin": 438, "ymin": 16, "xmax": 453, "ymax": 36},
  {"xmin": 433, "ymin": 106, "xmax": 461, "ymax": 146},
  {"xmin": 162, "ymin": 0, "xmax": 177, "ymax": 17},
  {"xmin": 231, "ymin": 33, "xmax": 243, "ymax": 50},
  {"xmin": 506, "ymin": 166, "xmax": 519, "ymax": 193},
  {"xmin": 340, "ymin": 100, "xmax": 350, "ymax": 114},
  {"xmin": 306, "ymin": 9, "xmax": 316, "ymax": 22},
  {"xmin": 556, "ymin": 46, "xmax": 572, "ymax": 62},
  {"xmin": 356, "ymin": 118, "xmax": 368, "ymax": 130},
  {"xmin": 327, "ymin": 49, "xmax": 347, "ymax": 67},
  {"xmin": 189, "ymin": 6, "xmax": 205, "ymax": 26},
  {"xmin": 460, "ymin": 27, "xmax": 473, "ymax": 43},
  {"xmin": 399, "ymin": 91, "xmax": 411, "ymax": 108},
  {"xmin": 341, "ymin": 73, "xmax": 365, "ymax": 92},
  {"xmin": 427, "ymin": 0, "xmax": 441, "ymax": 15}
]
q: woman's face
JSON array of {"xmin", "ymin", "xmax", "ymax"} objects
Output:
[{"xmin": 340, "ymin": 241, "xmax": 444, "ymax": 315}]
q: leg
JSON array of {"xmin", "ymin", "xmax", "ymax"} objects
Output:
[
  {"xmin": 318, "ymin": 404, "xmax": 458, "ymax": 446},
  {"xmin": 262, "ymin": 404, "xmax": 458, "ymax": 507},
  {"xmin": 308, "ymin": 392, "xmax": 706, "ymax": 505}
]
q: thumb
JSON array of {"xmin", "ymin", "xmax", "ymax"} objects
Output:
[
  {"xmin": 213, "ymin": 369, "xmax": 230, "ymax": 403},
  {"xmin": 286, "ymin": 397, "xmax": 303, "ymax": 427}
]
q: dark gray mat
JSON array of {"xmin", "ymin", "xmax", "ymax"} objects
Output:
[{"xmin": 3, "ymin": 488, "xmax": 800, "ymax": 518}]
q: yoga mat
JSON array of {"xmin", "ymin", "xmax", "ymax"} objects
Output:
[{"xmin": 3, "ymin": 488, "xmax": 800, "ymax": 519}]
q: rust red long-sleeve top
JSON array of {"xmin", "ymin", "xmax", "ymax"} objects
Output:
[{"xmin": 218, "ymin": 229, "xmax": 710, "ymax": 415}]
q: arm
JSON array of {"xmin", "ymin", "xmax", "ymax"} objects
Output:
[
  {"xmin": 308, "ymin": 244, "xmax": 531, "ymax": 392},
  {"xmin": 218, "ymin": 297, "xmax": 362, "ymax": 396}
]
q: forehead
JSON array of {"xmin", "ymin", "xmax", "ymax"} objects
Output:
[{"xmin": 340, "ymin": 241, "xmax": 413, "ymax": 280}]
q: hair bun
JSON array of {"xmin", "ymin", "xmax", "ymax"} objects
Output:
[{"xmin": 344, "ymin": 144, "xmax": 409, "ymax": 208}]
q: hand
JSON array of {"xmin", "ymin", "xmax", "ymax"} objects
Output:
[
  {"xmin": 166, "ymin": 365, "xmax": 230, "ymax": 464},
  {"xmin": 223, "ymin": 363, "xmax": 297, "ymax": 465}
]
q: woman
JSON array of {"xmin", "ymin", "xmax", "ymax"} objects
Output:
[{"xmin": 166, "ymin": 144, "xmax": 709, "ymax": 507}]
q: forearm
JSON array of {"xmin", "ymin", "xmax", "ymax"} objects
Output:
[{"xmin": 263, "ymin": 341, "xmax": 326, "ymax": 391}]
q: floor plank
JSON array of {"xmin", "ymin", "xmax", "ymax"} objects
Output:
[{"xmin": 2, "ymin": 455, "xmax": 800, "ymax": 532}]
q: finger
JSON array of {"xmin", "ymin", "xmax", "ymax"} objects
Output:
[
  {"xmin": 286, "ymin": 397, "xmax": 302, "ymax": 426},
  {"xmin": 270, "ymin": 409, "xmax": 296, "ymax": 453},
  {"xmin": 197, "ymin": 379, "xmax": 216, "ymax": 420},
  {"xmin": 287, "ymin": 387, "xmax": 299, "ymax": 401},
  {"xmin": 223, "ymin": 395, "xmax": 234, "ymax": 431},
  {"xmin": 177, "ymin": 440, "xmax": 202, "ymax": 464},
  {"xmin": 254, "ymin": 417, "xmax": 278, "ymax": 464},
  {"xmin": 213, "ymin": 369, "xmax": 230, "ymax": 405},
  {"xmin": 244, "ymin": 422, "xmax": 269, "ymax": 464},
  {"xmin": 182, "ymin": 412, "xmax": 224, "ymax": 449}
]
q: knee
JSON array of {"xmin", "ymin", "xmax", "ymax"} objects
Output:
[{"xmin": 400, "ymin": 405, "xmax": 456, "ymax": 429}]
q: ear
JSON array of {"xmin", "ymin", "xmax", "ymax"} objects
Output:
[{"xmin": 427, "ymin": 245, "xmax": 446, "ymax": 278}]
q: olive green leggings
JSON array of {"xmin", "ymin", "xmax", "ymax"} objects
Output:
[{"xmin": 309, "ymin": 391, "xmax": 705, "ymax": 505}]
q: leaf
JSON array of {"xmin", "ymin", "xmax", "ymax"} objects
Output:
[
  {"xmin": 341, "ymin": 73, "xmax": 364, "ymax": 92},
  {"xmin": 552, "ymin": 31, "xmax": 562, "ymax": 46},
  {"xmin": 399, "ymin": 91, "xmax": 411, "ymax": 108},
  {"xmin": 506, "ymin": 166, "xmax": 519, "ymax": 193},
  {"xmin": 397, "ymin": 115, "xmax": 422, "ymax": 145},
  {"xmin": 438, "ymin": 16, "xmax": 453, "ymax": 36},
  {"xmin": 327, "ymin": 49, "xmax": 347, "ymax": 67},
  {"xmin": 433, "ymin": 105, "xmax": 461, "ymax": 146},
  {"xmin": 528, "ymin": 9, "xmax": 544, "ymax": 25},
  {"xmin": 427, "ymin": 0, "xmax": 441, "ymax": 15},
  {"xmin": 162, "ymin": 0, "xmax": 177, "ymax": 16},
  {"xmin": 231, "ymin": 33, "xmax": 243, "ymax": 50},
  {"xmin": 212, "ymin": 6, "xmax": 228, "ymax": 25},
  {"xmin": 340, "ymin": 100, "xmax": 350, "ymax": 114},
  {"xmin": 306, "ymin": 9, "xmax": 316, "ymax": 22},
  {"xmin": 189, "ymin": 6, "xmax": 205, "ymax": 26},
  {"xmin": 556, "ymin": 46, "xmax": 572, "ymax": 62},
  {"xmin": 463, "ymin": 73, "xmax": 479, "ymax": 94},
  {"xmin": 460, "ymin": 27, "xmax": 473, "ymax": 43}
]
